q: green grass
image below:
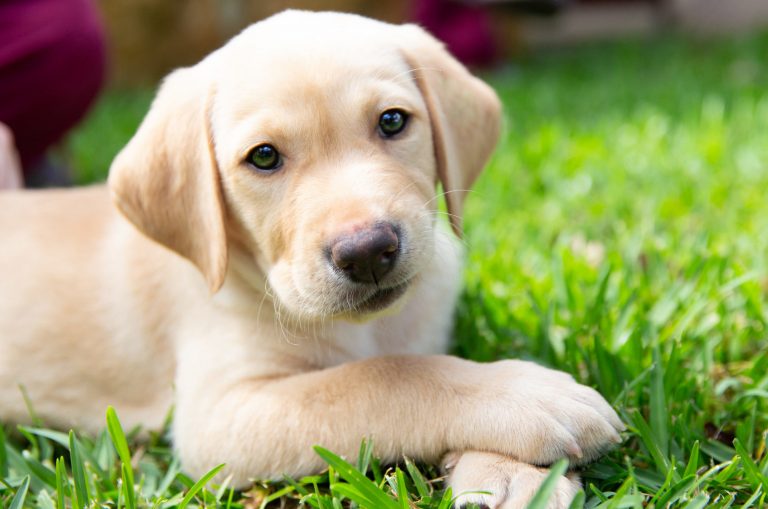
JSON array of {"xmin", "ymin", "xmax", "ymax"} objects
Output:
[{"xmin": 4, "ymin": 30, "xmax": 768, "ymax": 507}]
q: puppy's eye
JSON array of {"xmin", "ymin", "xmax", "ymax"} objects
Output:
[
  {"xmin": 378, "ymin": 109, "xmax": 408, "ymax": 137},
  {"xmin": 246, "ymin": 144, "xmax": 282, "ymax": 172}
]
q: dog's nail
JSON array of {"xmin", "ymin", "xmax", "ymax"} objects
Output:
[
  {"xmin": 568, "ymin": 441, "xmax": 583, "ymax": 459},
  {"xmin": 603, "ymin": 407, "xmax": 625, "ymax": 431}
]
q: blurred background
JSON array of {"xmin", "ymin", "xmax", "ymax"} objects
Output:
[
  {"xmin": 3, "ymin": 0, "xmax": 768, "ymax": 186},
  {"xmin": 100, "ymin": 0, "xmax": 768, "ymax": 85},
  {"xmin": 98, "ymin": 0, "xmax": 768, "ymax": 85}
]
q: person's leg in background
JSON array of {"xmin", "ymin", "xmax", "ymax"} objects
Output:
[
  {"xmin": 0, "ymin": 122, "xmax": 22, "ymax": 190},
  {"xmin": 411, "ymin": 0, "xmax": 498, "ymax": 67},
  {"xmin": 0, "ymin": 0, "xmax": 106, "ymax": 188}
]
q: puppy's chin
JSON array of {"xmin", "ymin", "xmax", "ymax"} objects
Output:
[
  {"xmin": 333, "ymin": 279, "xmax": 413, "ymax": 322},
  {"xmin": 352, "ymin": 281, "xmax": 410, "ymax": 313},
  {"xmin": 267, "ymin": 263, "xmax": 416, "ymax": 323}
]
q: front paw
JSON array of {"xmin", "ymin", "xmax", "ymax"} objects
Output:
[
  {"xmin": 444, "ymin": 451, "xmax": 579, "ymax": 509},
  {"xmin": 466, "ymin": 360, "xmax": 624, "ymax": 465}
]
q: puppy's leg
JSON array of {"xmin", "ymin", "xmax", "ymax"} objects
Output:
[
  {"xmin": 174, "ymin": 354, "xmax": 622, "ymax": 487},
  {"xmin": 444, "ymin": 451, "xmax": 580, "ymax": 509}
]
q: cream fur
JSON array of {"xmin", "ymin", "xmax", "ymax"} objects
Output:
[{"xmin": 0, "ymin": 11, "xmax": 623, "ymax": 508}]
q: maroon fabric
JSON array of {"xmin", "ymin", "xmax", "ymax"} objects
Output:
[
  {"xmin": 412, "ymin": 0, "xmax": 497, "ymax": 67},
  {"xmin": 0, "ymin": 0, "xmax": 106, "ymax": 173}
]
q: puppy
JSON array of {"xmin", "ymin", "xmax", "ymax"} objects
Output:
[{"xmin": 0, "ymin": 11, "xmax": 623, "ymax": 508}]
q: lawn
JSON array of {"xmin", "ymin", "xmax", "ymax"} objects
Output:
[{"xmin": 2, "ymin": 29, "xmax": 768, "ymax": 508}]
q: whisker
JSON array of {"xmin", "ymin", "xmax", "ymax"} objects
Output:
[
  {"xmin": 384, "ymin": 66, "xmax": 443, "ymax": 86},
  {"xmin": 422, "ymin": 188, "xmax": 478, "ymax": 209},
  {"xmin": 386, "ymin": 179, "xmax": 422, "ymax": 209}
]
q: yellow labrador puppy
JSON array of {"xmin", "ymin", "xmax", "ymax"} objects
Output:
[{"xmin": 0, "ymin": 11, "xmax": 622, "ymax": 508}]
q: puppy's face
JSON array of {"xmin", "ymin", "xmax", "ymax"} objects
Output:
[
  {"xmin": 109, "ymin": 11, "xmax": 501, "ymax": 321},
  {"xmin": 213, "ymin": 42, "xmax": 437, "ymax": 318}
]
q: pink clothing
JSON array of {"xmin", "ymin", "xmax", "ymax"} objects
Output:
[
  {"xmin": 412, "ymin": 0, "xmax": 497, "ymax": 67},
  {"xmin": 0, "ymin": 0, "xmax": 106, "ymax": 174}
]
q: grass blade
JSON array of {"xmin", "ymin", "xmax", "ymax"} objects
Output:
[
  {"xmin": 21, "ymin": 429, "xmax": 70, "ymax": 449},
  {"xmin": 332, "ymin": 483, "xmax": 376, "ymax": 507},
  {"xmin": 314, "ymin": 446, "xmax": 399, "ymax": 509},
  {"xmin": 567, "ymin": 489, "xmax": 585, "ymax": 509},
  {"xmin": 55, "ymin": 456, "xmax": 68, "ymax": 509},
  {"xmin": 606, "ymin": 475, "xmax": 634, "ymax": 509},
  {"xmin": 404, "ymin": 458, "xmax": 430, "ymax": 498},
  {"xmin": 260, "ymin": 484, "xmax": 296, "ymax": 508},
  {"xmin": 122, "ymin": 462, "xmax": 137, "ymax": 509},
  {"xmin": 356, "ymin": 438, "xmax": 374, "ymax": 475},
  {"xmin": 683, "ymin": 493, "xmax": 710, "ymax": 509},
  {"xmin": 21, "ymin": 454, "xmax": 56, "ymax": 488},
  {"xmin": 438, "ymin": 487, "xmax": 453, "ymax": 509},
  {"xmin": 106, "ymin": 407, "xmax": 134, "ymax": 480},
  {"xmin": 525, "ymin": 458, "xmax": 569, "ymax": 509},
  {"xmin": 178, "ymin": 463, "xmax": 225, "ymax": 509},
  {"xmin": 68, "ymin": 431, "xmax": 89, "ymax": 509},
  {"xmin": 683, "ymin": 441, "xmax": 700, "ymax": 478},
  {"xmin": 649, "ymin": 349, "xmax": 669, "ymax": 459},
  {"xmin": 734, "ymin": 439, "xmax": 768, "ymax": 488},
  {"xmin": 37, "ymin": 488, "xmax": 56, "ymax": 509},
  {"xmin": 0, "ymin": 425, "xmax": 7, "ymax": 478},
  {"xmin": 395, "ymin": 467, "xmax": 409, "ymax": 509},
  {"xmin": 655, "ymin": 475, "xmax": 696, "ymax": 507},
  {"xmin": 631, "ymin": 411, "xmax": 671, "ymax": 473},
  {"xmin": 106, "ymin": 406, "xmax": 135, "ymax": 502},
  {"xmin": 740, "ymin": 485, "xmax": 764, "ymax": 509},
  {"xmin": 9, "ymin": 475, "xmax": 30, "ymax": 509},
  {"xmin": 702, "ymin": 439, "xmax": 737, "ymax": 463},
  {"xmin": 155, "ymin": 456, "xmax": 181, "ymax": 497}
]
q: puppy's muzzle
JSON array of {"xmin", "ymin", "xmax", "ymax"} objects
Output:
[{"xmin": 329, "ymin": 222, "xmax": 400, "ymax": 285}]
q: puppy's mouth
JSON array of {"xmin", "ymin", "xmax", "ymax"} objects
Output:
[
  {"xmin": 331, "ymin": 278, "xmax": 412, "ymax": 317},
  {"xmin": 355, "ymin": 280, "xmax": 410, "ymax": 313}
]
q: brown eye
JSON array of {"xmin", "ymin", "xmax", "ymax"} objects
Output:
[
  {"xmin": 378, "ymin": 109, "xmax": 408, "ymax": 137},
  {"xmin": 246, "ymin": 144, "xmax": 282, "ymax": 172}
]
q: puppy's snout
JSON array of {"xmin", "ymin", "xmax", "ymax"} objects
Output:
[{"xmin": 330, "ymin": 223, "xmax": 400, "ymax": 284}]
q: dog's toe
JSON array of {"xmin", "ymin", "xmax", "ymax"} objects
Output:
[{"xmin": 446, "ymin": 451, "xmax": 580, "ymax": 509}]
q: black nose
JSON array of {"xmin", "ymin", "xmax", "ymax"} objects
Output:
[{"xmin": 330, "ymin": 223, "xmax": 400, "ymax": 284}]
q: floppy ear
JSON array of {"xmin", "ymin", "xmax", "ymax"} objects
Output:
[
  {"xmin": 401, "ymin": 26, "xmax": 502, "ymax": 236},
  {"xmin": 108, "ymin": 67, "xmax": 227, "ymax": 293}
]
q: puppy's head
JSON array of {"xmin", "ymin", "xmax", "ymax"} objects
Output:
[{"xmin": 109, "ymin": 11, "xmax": 500, "ymax": 320}]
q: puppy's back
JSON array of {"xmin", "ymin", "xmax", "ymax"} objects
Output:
[{"xmin": 0, "ymin": 185, "xmax": 176, "ymax": 431}]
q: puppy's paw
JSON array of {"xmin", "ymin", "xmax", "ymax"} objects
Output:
[
  {"xmin": 444, "ymin": 451, "xmax": 580, "ymax": 509},
  {"xmin": 472, "ymin": 360, "xmax": 625, "ymax": 466}
]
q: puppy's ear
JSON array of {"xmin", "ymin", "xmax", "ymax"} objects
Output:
[
  {"xmin": 401, "ymin": 26, "xmax": 502, "ymax": 236},
  {"xmin": 109, "ymin": 67, "xmax": 227, "ymax": 293}
]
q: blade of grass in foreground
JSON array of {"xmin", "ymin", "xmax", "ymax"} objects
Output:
[
  {"xmin": 68, "ymin": 431, "xmax": 89, "ymax": 509},
  {"xmin": 526, "ymin": 459, "xmax": 569, "ymax": 509},
  {"xmin": 395, "ymin": 467, "xmax": 409, "ymax": 509},
  {"xmin": 0, "ymin": 426, "xmax": 7, "ymax": 478},
  {"xmin": 178, "ymin": 463, "xmax": 225, "ymax": 509},
  {"xmin": 567, "ymin": 489, "xmax": 585, "ymax": 509},
  {"xmin": 122, "ymin": 462, "xmax": 137, "ymax": 509},
  {"xmin": 55, "ymin": 456, "xmax": 68, "ymax": 509},
  {"xmin": 649, "ymin": 349, "xmax": 669, "ymax": 460},
  {"xmin": 356, "ymin": 438, "xmax": 374, "ymax": 475},
  {"xmin": 9, "ymin": 475, "xmax": 30, "ymax": 509},
  {"xmin": 106, "ymin": 406, "xmax": 135, "ymax": 501},
  {"xmin": 438, "ymin": 487, "xmax": 453, "ymax": 509},
  {"xmin": 314, "ymin": 446, "xmax": 400, "ymax": 509},
  {"xmin": 682, "ymin": 493, "xmax": 710, "ymax": 509},
  {"xmin": 734, "ymin": 438, "xmax": 768, "ymax": 489},
  {"xmin": 683, "ymin": 440, "xmax": 700, "ymax": 478},
  {"xmin": 405, "ymin": 457, "xmax": 430, "ymax": 498}
]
